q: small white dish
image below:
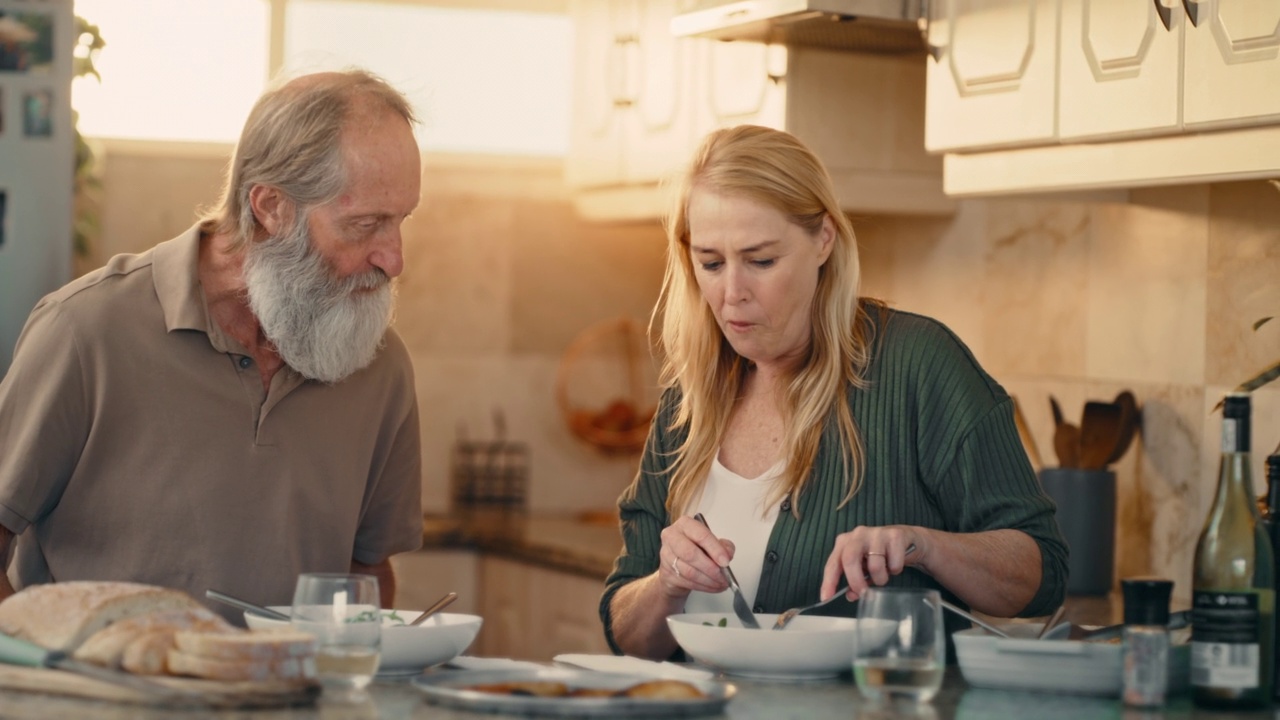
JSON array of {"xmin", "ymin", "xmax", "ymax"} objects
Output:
[
  {"xmin": 666, "ymin": 612, "xmax": 894, "ymax": 681},
  {"xmin": 245, "ymin": 607, "xmax": 482, "ymax": 676},
  {"xmin": 953, "ymin": 623, "xmax": 1190, "ymax": 696}
]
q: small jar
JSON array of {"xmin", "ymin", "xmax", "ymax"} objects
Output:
[{"xmin": 1121, "ymin": 577, "xmax": 1174, "ymax": 708}]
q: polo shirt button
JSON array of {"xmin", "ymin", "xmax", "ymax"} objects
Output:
[
  {"xmin": 238, "ymin": 356, "xmax": 252, "ymax": 369},
  {"xmin": 753, "ymin": 605, "xmax": 763, "ymax": 613},
  {"xmin": 766, "ymin": 551, "xmax": 779, "ymax": 563},
  {"xmin": 781, "ymin": 498, "xmax": 791, "ymax": 512}
]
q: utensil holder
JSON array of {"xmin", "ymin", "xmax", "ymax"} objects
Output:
[{"xmin": 1039, "ymin": 468, "xmax": 1116, "ymax": 596}]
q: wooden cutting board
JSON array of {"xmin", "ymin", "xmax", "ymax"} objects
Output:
[{"xmin": 0, "ymin": 665, "xmax": 320, "ymax": 708}]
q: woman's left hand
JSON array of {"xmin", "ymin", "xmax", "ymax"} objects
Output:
[{"xmin": 819, "ymin": 525, "xmax": 928, "ymax": 602}]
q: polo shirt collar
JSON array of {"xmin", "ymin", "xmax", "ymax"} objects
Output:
[{"xmin": 152, "ymin": 224, "xmax": 210, "ymax": 335}]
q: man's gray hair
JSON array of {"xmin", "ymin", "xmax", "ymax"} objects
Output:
[{"xmin": 201, "ymin": 69, "xmax": 417, "ymax": 249}]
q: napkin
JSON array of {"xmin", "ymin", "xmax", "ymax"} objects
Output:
[
  {"xmin": 447, "ymin": 656, "xmax": 548, "ymax": 672},
  {"xmin": 552, "ymin": 653, "xmax": 716, "ymax": 681}
]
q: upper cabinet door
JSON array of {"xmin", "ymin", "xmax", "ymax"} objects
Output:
[
  {"xmin": 1058, "ymin": 0, "xmax": 1182, "ymax": 141},
  {"xmin": 695, "ymin": 40, "xmax": 788, "ymax": 131},
  {"xmin": 925, "ymin": 0, "xmax": 1059, "ymax": 152},
  {"xmin": 566, "ymin": 0, "xmax": 630, "ymax": 189},
  {"xmin": 1183, "ymin": 0, "xmax": 1280, "ymax": 128},
  {"xmin": 624, "ymin": 0, "xmax": 696, "ymax": 184}
]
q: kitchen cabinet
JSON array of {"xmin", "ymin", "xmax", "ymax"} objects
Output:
[
  {"xmin": 566, "ymin": 0, "xmax": 696, "ymax": 193},
  {"xmin": 924, "ymin": 0, "xmax": 1059, "ymax": 152},
  {"xmin": 473, "ymin": 556, "xmax": 611, "ymax": 661},
  {"xmin": 1057, "ymin": 0, "xmax": 1181, "ymax": 141},
  {"xmin": 1183, "ymin": 0, "xmax": 1280, "ymax": 129},
  {"xmin": 933, "ymin": 0, "xmax": 1280, "ymax": 195},
  {"xmin": 568, "ymin": 0, "xmax": 953, "ymax": 220}
]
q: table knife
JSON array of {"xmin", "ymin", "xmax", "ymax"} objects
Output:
[
  {"xmin": 0, "ymin": 631, "xmax": 200, "ymax": 701},
  {"xmin": 693, "ymin": 513, "xmax": 761, "ymax": 629}
]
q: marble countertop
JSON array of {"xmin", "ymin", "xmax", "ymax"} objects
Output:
[
  {"xmin": 421, "ymin": 510, "xmax": 623, "ymax": 579},
  {"xmin": 0, "ymin": 667, "xmax": 1270, "ymax": 719}
]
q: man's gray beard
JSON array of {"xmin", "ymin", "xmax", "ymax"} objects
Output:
[{"xmin": 242, "ymin": 214, "xmax": 396, "ymax": 384}]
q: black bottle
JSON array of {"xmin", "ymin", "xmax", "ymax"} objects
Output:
[{"xmin": 1266, "ymin": 452, "xmax": 1280, "ymax": 701}]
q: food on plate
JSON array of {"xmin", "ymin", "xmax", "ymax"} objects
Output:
[
  {"xmin": 0, "ymin": 581, "xmax": 204, "ymax": 651},
  {"xmin": 0, "ymin": 581, "xmax": 317, "ymax": 683},
  {"xmin": 619, "ymin": 679, "xmax": 706, "ymax": 699},
  {"xmin": 466, "ymin": 681, "xmax": 571, "ymax": 697},
  {"xmin": 701, "ymin": 617, "xmax": 728, "ymax": 627},
  {"xmin": 463, "ymin": 679, "xmax": 705, "ymax": 700}
]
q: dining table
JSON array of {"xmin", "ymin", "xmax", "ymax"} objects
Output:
[{"xmin": 0, "ymin": 663, "xmax": 1273, "ymax": 720}]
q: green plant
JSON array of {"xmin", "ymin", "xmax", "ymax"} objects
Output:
[
  {"xmin": 71, "ymin": 16, "xmax": 105, "ymax": 258},
  {"xmin": 1235, "ymin": 316, "xmax": 1280, "ymax": 395}
]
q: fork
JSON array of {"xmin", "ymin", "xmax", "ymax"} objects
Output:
[
  {"xmin": 692, "ymin": 513, "xmax": 761, "ymax": 629},
  {"xmin": 772, "ymin": 544, "xmax": 917, "ymax": 630}
]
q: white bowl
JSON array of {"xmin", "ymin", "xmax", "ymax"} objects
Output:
[
  {"xmin": 666, "ymin": 612, "xmax": 894, "ymax": 681},
  {"xmin": 245, "ymin": 607, "xmax": 482, "ymax": 677},
  {"xmin": 954, "ymin": 623, "xmax": 1190, "ymax": 696}
]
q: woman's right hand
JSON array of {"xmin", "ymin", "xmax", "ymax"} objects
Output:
[{"xmin": 657, "ymin": 516, "xmax": 734, "ymax": 598}]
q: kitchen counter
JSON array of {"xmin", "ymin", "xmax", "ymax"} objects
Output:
[
  {"xmin": 422, "ymin": 510, "xmax": 623, "ymax": 579},
  {"xmin": 0, "ymin": 667, "xmax": 1271, "ymax": 719}
]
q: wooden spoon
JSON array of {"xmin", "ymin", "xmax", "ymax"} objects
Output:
[
  {"xmin": 1105, "ymin": 390, "xmax": 1140, "ymax": 465},
  {"xmin": 1080, "ymin": 401, "xmax": 1122, "ymax": 470},
  {"xmin": 1049, "ymin": 396, "xmax": 1081, "ymax": 469}
]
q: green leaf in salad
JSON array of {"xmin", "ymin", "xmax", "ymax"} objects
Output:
[{"xmin": 700, "ymin": 617, "xmax": 729, "ymax": 627}]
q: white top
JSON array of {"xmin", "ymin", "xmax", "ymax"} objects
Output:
[{"xmin": 683, "ymin": 456, "xmax": 784, "ymax": 613}]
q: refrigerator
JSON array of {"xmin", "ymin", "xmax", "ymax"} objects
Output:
[{"xmin": 0, "ymin": 0, "xmax": 73, "ymax": 374}]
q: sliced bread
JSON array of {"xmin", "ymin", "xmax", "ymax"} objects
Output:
[
  {"xmin": 166, "ymin": 649, "xmax": 317, "ymax": 682},
  {"xmin": 0, "ymin": 581, "xmax": 204, "ymax": 651},
  {"xmin": 74, "ymin": 607, "xmax": 232, "ymax": 669},
  {"xmin": 173, "ymin": 629, "xmax": 318, "ymax": 662}
]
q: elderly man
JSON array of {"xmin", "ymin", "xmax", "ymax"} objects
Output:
[{"xmin": 0, "ymin": 70, "xmax": 424, "ymax": 621}]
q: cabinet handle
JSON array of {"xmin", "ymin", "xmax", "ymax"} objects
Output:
[
  {"xmin": 1180, "ymin": 0, "xmax": 1202, "ymax": 27},
  {"xmin": 1154, "ymin": 0, "xmax": 1174, "ymax": 31}
]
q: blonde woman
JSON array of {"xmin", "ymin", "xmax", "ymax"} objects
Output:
[{"xmin": 602, "ymin": 125, "xmax": 1066, "ymax": 661}]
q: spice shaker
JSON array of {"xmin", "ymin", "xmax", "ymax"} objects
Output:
[{"xmin": 1122, "ymin": 577, "xmax": 1174, "ymax": 708}]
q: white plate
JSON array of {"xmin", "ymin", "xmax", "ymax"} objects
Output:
[
  {"xmin": 412, "ymin": 668, "xmax": 734, "ymax": 717},
  {"xmin": 667, "ymin": 612, "xmax": 893, "ymax": 681}
]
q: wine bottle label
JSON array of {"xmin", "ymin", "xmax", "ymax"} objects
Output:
[
  {"xmin": 1223, "ymin": 418, "xmax": 1239, "ymax": 453},
  {"xmin": 1191, "ymin": 591, "xmax": 1263, "ymax": 689}
]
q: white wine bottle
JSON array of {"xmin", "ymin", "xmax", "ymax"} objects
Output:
[{"xmin": 1192, "ymin": 392, "xmax": 1275, "ymax": 708}]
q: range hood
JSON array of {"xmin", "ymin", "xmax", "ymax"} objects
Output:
[{"xmin": 670, "ymin": 0, "xmax": 927, "ymax": 54}]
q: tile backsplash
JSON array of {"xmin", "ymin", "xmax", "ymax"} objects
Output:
[{"xmin": 88, "ymin": 142, "xmax": 1280, "ymax": 597}]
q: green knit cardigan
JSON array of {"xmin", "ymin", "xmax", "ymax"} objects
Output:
[{"xmin": 599, "ymin": 307, "xmax": 1068, "ymax": 655}]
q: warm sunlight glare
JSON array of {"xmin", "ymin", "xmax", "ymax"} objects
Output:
[
  {"xmin": 283, "ymin": 2, "xmax": 571, "ymax": 156},
  {"xmin": 71, "ymin": 0, "xmax": 270, "ymax": 142},
  {"xmin": 70, "ymin": 0, "xmax": 571, "ymax": 155}
]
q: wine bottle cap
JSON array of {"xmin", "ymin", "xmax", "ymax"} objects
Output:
[
  {"xmin": 1122, "ymin": 577, "xmax": 1173, "ymax": 626},
  {"xmin": 1223, "ymin": 392, "xmax": 1251, "ymax": 419}
]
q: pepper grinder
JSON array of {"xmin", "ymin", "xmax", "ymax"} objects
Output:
[{"xmin": 1121, "ymin": 577, "xmax": 1174, "ymax": 708}]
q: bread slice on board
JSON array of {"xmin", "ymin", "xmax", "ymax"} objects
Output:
[
  {"xmin": 74, "ymin": 607, "xmax": 232, "ymax": 669},
  {"xmin": 167, "ymin": 650, "xmax": 317, "ymax": 682},
  {"xmin": 173, "ymin": 630, "xmax": 318, "ymax": 662},
  {"xmin": 0, "ymin": 581, "xmax": 204, "ymax": 652}
]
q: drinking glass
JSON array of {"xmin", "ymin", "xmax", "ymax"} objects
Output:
[
  {"xmin": 853, "ymin": 587, "xmax": 945, "ymax": 703},
  {"xmin": 291, "ymin": 573, "xmax": 382, "ymax": 692}
]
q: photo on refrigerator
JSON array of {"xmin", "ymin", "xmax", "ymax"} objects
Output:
[
  {"xmin": 0, "ymin": 10, "xmax": 54, "ymax": 73},
  {"xmin": 22, "ymin": 86, "xmax": 49, "ymax": 136}
]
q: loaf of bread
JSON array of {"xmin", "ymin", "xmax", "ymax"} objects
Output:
[
  {"xmin": 0, "ymin": 581, "xmax": 205, "ymax": 651},
  {"xmin": 74, "ymin": 607, "xmax": 232, "ymax": 670}
]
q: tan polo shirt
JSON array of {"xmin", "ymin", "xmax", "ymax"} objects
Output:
[{"xmin": 0, "ymin": 225, "xmax": 423, "ymax": 622}]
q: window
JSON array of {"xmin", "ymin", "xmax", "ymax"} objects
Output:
[{"xmin": 71, "ymin": 0, "xmax": 571, "ymax": 155}]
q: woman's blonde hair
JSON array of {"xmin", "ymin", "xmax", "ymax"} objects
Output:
[
  {"xmin": 200, "ymin": 69, "xmax": 417, "ymax": 250},
  {"xmin": 655, "ymin": 125, "xmax": 880, "ymax": 518}
]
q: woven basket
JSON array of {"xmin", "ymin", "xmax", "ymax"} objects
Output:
[{"xmin": 555, "ymin": 316, "xmax": 657, "ymax": 454}]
